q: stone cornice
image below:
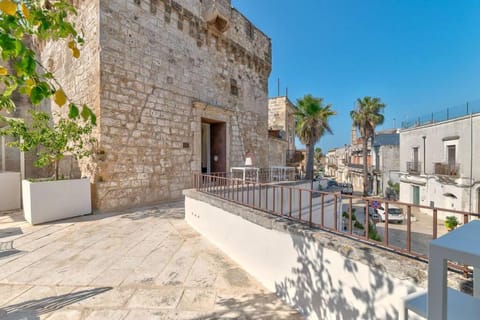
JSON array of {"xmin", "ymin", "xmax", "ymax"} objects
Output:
[{"xmin": 151, "ymin": 0, "xmax": 271, "ymax": 78}]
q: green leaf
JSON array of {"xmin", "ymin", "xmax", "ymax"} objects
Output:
[
  {"xmin": 68, "ymin": 103, "xmax": 79, "ymax": 119},
  {"xmin": 90, "ymin": 112, "xmax": 97, "ymax": 126},
  {"xmin": 29, "ymin": 86, "xmax": 44, "ymax": 105},
  {"xmin": 80, "ymin": 105, "xmax": 90, "ymax": 122}
]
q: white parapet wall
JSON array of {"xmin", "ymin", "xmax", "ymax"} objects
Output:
[
  {"xmin": 0, "ymin": 172, "xmax": 21, "ymax": 211},
  {"xmin": 184, "ymin": 189, "xmax": 430, "ymax": 320}
]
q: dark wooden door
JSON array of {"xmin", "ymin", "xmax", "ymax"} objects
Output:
[{"xmin": 210, "ymin": 122, "xmax": 226, "ymax": 173}]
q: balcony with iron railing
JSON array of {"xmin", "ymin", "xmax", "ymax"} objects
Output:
[
  {"xmin": 434, "ymin": 162, "xmax": 460, "ymax": 177},
  {"xmin": 406, "ymin": 161, "xmax": 422, "ymax": 175}
]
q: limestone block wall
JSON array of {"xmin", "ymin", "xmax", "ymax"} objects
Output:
[
  {"xmin": 95, "ymin": 0, "xmax": 271, "ymax": 210},
  {"xmin": 39, "ymin": 0, "xmax": 101, "ymax": 181},
  {"xmin": 268, "ymin": 96, "xmax": 296, "ymax": 151},
  {"xmin": 267, "ymin": 137, "xmax": 287, "ymax": 166}
]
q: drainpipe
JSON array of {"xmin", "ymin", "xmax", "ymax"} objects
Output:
[
  {"xmin": 422, "ymin": 136, "xmax": 426, "ymax": 174},
  {"xmin": 469, "ymin": 113, "xmax": 473, "ymax": 213}
]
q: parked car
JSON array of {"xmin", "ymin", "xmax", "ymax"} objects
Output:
[
  {"xmin": 375, "ymin": 205, "xmax": 405, "ymax": 223},
  {"xmin": 325, "ymin": 180, "xmax": 341, "ymax": 192},
  {"xmin": 340, "ymin": 183, "xmax": 353, "ymax": 195}
]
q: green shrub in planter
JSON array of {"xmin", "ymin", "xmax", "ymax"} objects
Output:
[
  {"xmin": 0, "ymin": 110, "xmax": 95, "ymax": 180},
  {"xmin": 444, "ymin": 216, "xmax": 459, "ymax": 231}
]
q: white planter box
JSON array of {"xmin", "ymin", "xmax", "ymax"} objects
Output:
[
  {"xmin": 0, "ymin": 172, "xmax": 21, "ymax": 211},
  {"xmin": 22, "ymin": 178, "xmax": 92, "ymax": 225}
]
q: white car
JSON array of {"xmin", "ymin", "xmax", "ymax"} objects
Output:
[{"xmin": 375, "ymin": 205, "xmax": 404, "ymax": 223}]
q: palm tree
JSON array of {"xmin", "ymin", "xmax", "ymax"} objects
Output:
[
  {"xmin": 314, "ymin": 147, "xmax": 323, "ymax": 171},
  {"xmin": 350, "ymin": 96, "xmax": 385, "ymax": 196},
  {"xmin": 295, "ymin": 95, "xmax": 336, "ymax": 180}
]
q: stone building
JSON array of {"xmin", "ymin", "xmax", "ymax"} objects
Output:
[
  {"xmin": 267, "ymin": 96, "xmax": 297, "ymax": 166},
  {"xmin": 39, "ymin": 0, "xmax": 272, "ymax": 210},
  {"xmin": 325, "ymin": 127, "xmax": 399, "ymax": 196},
  {"xmin": 346, "ymin": 126, "xmax": 372, "ymax": 192}
]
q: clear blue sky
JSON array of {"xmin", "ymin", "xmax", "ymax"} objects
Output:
[{"xmin": 231, "ymin": 0, "xmax": 480, "ymax": 152}]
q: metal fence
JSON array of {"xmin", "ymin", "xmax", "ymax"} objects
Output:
[
  {"xmin": 401, "ymin": 100, "xmax": 480, "ymax": 129},
  {"xmin": 212, "ymin": 167, "xmax": 299, "ymax": 183},
  {"xmin": 193, "ymin": 173, "xmax": 480, "ymax": 274}
]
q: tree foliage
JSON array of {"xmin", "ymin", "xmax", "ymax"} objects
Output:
[
  {"xmin": 295, "ymin": 94, "xmax": 336, "ymax": 180},
  {"xmin": 350, "ymin": 96, "xmax": 385, "ymax": 195},
  {"xmin": 0, "ymin": 110, "xmax": 95, "ymax": 180},
  {"xmin": 0, "ymin": 0, "xmax": 95, "ymax": 124}
]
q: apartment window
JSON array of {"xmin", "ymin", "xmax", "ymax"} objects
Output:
[
  {"xmin": 413, "ymin": 147, "xmax": 419, "ymax": 164},
  {"xmin": 447, "ymin": 145, "xmax": 456, "ymax": 175},
  {"xmin": 447, "ymin": 145, "xmax": 456, "ymax": 166}
]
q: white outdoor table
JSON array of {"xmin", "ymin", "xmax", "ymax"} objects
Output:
[
  {"xmin": 230, "ymin": 167, "xmax": 259, "ymax": 182},
  {"xmin": 403, "ymin": 220, "xmax": 480, "ymax": 319}
]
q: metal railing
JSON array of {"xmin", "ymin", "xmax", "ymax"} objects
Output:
[
  {"xmin": 406, "ymin": 161, "xmax": 422, "ymax": 175},
  {"xmin": 434, "ymin": 163, "xmax": 460, "ymax": 177},
  {"xmin": 193, "ymin": 173, "xmax": 480, "ymax": 273},
  {"xmin": 401, "ymin": 100, "xmax": 480, "ymax": 129},
  {"xmin": 209, "ymin": 168, "xmax": 298, "ymax": 184}
]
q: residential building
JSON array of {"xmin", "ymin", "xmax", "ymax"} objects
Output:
[
  {"xmin": 267, "ymin": 96, "xmax": 297, "ymax": 166},
  {"xmin": 325, "ymin": 127, "xmax": 399, "ymax": 196},
  {"xmin": 399, "ymin": 113, "xmax": 480, "ymax": 215},
  {"xmin": 346, "ymin": 126, "xmax": 373, "ymax": 192},
  {"xmin": 36, "ymin": 0, "xmax": 271, "ymax": 210},
  {"xmin": 372, "ymin": 129, "xmax": 400, "ymax": 197},
  {"xmin": 324, "ymin": 148, "xmax": 337, "ymax": 177}
]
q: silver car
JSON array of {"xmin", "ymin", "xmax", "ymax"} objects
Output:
[{"xmin": 375, "ymin": 205, "xmax": 404, "ymax": 223}]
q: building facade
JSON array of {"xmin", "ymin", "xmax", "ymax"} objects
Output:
[
  {"xmin": 267, "ymin": 96, "xmax": 297, "ymax": 166},
  {"xmin": 399, "ymin": 114, "xmax": 480, "ymax": 215},
  {"xmin": 324, "ymin": 127, "xmax": 399, "ymax": 196},
  {"xmin": 372, "ymin": 130, "xmax": 400, "ymax": 197},
  {"xmin": 40, "ymin": 0, "xmax": 272, "ymax": 210}
]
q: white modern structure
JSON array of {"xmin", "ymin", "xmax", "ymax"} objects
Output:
[
  {"xmin": 399, "ymin": 113, "xmax": 480, "ymax": 216},
  {"xmin": 404, "ymin": 221, "xmax": 480, "ymax": 319}
]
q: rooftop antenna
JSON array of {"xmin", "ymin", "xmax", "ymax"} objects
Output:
[
  {"xmin": 285, "ymin": 87, "xmax": 288, "ymax": 98},
  {"xmin": 277, "ymin": 78, "xmax": 280, "ymax": 97}
]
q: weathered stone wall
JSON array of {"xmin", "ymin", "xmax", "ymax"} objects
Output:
[
  {"xmin": 95, "ymin": 0, "xmax": 271, "ymax": 210},
  {"xmin": 267, "ymin": 137, "xmax": 287, "ymax": 166},
  {"xmin": 39, "ymin": 0, "xmax": 101, "ymax": 181},
  {"xmin": 268, "ymin": 96, "xmax": 296, "ymax": 151}
]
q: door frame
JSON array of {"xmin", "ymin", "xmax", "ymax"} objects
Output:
[{"xmin": 412, "ymin": 185, "xmax": 420, "ymax": 205}]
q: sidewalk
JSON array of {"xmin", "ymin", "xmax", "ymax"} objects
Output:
[{"xmin": 0, "ymin": 201, "xmax": 302, "ymax": 319}]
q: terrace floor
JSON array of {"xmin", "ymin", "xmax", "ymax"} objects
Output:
[{"xmin": 0, "ymin": 201, "xmax": 302, "ymax": 319}]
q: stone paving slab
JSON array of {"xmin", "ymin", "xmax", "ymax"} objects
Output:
[{"xmin": 0, "ymin": 201, "xmax": 303, "ymax": 319}]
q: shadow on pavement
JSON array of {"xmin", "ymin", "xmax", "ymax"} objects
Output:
[{"xmin": 0, "ymin": 287, "xmax": 112, "ymax": 320}]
